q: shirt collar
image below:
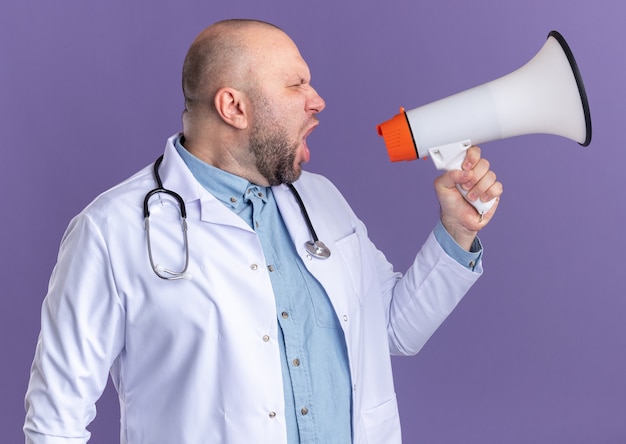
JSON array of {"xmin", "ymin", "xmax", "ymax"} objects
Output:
[{"xmin": 174, "ymin": 135, "xmax": 269, "ymax": 209}]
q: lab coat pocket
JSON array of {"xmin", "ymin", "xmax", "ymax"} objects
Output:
[
  {"xmin": 358, "ymin": 395, "xmax": 402, "ymax": 444},
  {"xmin": 334, "ymin": 232, "xmax": 364, "ymax": 303}
]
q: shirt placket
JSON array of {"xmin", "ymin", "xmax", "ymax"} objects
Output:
[{"xmin": 246, "ymin": 185, "xmax": 316, "ymax": 443}]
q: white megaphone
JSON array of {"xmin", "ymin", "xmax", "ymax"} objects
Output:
[{"xmin": 376, "ymin": 30, "xmax": 592, "ymax": 215}]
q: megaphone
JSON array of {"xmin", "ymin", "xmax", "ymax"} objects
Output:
[{"xmin": 376, "ymin": 30, "xmax": 592, "ymax": 215}]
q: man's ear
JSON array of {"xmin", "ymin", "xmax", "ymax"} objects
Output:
[{"xmin": 214, "ymin": 87, "xmax": 248, "ymax": 130}]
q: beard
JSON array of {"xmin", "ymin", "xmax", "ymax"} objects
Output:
[
  {"xmin": 249, "ymin": 124, "xmax": 301, "ymax": 186},
  {"xmin": 247, "ymin": 94, "xmax": 304, "ymax": 186}
]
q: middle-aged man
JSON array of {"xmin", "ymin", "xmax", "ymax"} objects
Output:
[{"xmin": 25, "ymin": 19, "xmax": 503, "ymax": 443}]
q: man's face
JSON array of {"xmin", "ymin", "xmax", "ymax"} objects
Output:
[{"xmin": 244, "ymin": 30, "xmax": 326, "ymax": 185}]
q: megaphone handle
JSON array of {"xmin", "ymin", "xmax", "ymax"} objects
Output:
[{"xmin": 428, "ymin": 140, "xmax": 497, "ymax": 216}]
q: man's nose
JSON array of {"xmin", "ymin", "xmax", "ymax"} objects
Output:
[{"xmin": 307, "ymin": 86, "xmax": 326, "ymax": 114}]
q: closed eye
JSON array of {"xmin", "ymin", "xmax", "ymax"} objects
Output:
[{"xmin": 289, "ymin": 77, "xmax": 310, "ymax": 88}]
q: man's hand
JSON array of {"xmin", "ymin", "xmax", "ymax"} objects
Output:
[{"xmin": 434, "ymin": 146, "xmax": 503, "ymax": 251}]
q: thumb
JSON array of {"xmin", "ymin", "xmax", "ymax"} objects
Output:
[{"xmin": 435, "ymin": 168, "xmax": 473, "ymax": 193}]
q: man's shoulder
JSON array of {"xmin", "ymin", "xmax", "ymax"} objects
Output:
[{"xmin": 79, "ymin": 162, "xmax": 154, "ymax": 221}]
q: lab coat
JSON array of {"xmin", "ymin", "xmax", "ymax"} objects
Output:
[{"xmin": 24, "ymin": 134, "xmax": 481, "ymax": 443}]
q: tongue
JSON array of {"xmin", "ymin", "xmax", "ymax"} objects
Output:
[{"xmin": 303, "ymin": 143, "xmax": 311, "ymax": 164}]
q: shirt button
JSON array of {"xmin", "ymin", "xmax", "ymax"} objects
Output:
[
  {"xmin": 230, "ymin": 197, "xmax": 237, "ymax": 203},
  {"xmin": 301, "ymin": 407, "xmax": 309, "ymax": 416},
  {"xmin": 250, "ymin": 264, "xmax": 258, "ymax": 271},
  {"xmin": 268, "ymin": 265, "xmax": 275, "ymax": 272},
  {"xmin": 281, "ymin": 311, "xmax": 289, "ymax": 319},
  {"xmin": 269, "ymin": 411, "xmax": 276, "ymax": 419},
  {"xmin": 292, "ymin": 358, "xmax": 300, "ymax": 367},
  {"xmin": 469, "ymin": 261, "xmax": 475, "ymax": 269},
  {"xmin": 262, "ymin": 335, "xmax": 270, "ymax": 342}
]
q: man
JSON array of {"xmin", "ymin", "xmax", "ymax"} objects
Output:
[{"xmin": 24, "ymin": 19, "xmax": 502, "ymax": 443}]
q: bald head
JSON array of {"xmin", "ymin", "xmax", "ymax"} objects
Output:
[{"xmin": 181, "ymin": 19, "xmax": 283, "ymax": 112}]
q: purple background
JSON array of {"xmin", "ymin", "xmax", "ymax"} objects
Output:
[{"xmin": 2, "ymin": 0, "xmax": 624, "ymax": 442}]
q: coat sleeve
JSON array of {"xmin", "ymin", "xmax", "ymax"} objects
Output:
[
  {"xmin": 24, "ymin": 213, "xmax": 126, "ymax": 443},
  {"xmin": 377, "ymin": 228, "xmax": 482, "ymax": 356}
]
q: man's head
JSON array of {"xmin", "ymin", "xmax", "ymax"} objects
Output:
[{"xmin": 181, "ymin": 19, "xmax": 326, "ymax": 186}]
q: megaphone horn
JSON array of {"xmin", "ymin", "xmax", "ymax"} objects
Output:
[{"xmin": 376, "ymin": 30, "xmax": 592, "ymax": 215}]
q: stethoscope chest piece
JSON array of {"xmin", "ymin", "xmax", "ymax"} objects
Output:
[
  {"xmin": 287, "ymin": 183, "xmax": 331, "ymax": 260},
  {"xmin": 305, "ymin": 240, "xmax": 331, "ymax": 259}
]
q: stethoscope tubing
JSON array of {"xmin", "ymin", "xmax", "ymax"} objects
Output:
[
  {"xmin": 143, "ymin": 155, "xmax": 330, "ymax": 280},
  {"xmin": 144, "ymin": 155, "xmax": 190, "ymax": 280}
]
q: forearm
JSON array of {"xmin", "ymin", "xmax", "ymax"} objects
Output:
[{"xmin": 385, "ymin": 229, "xmax": 481, "ymax": 356}]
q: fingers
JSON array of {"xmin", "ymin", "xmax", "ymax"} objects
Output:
[
  {"xmin": 461, "ymin": 145, "xmax": 482, "ymax": 171},
  {"xmin": 464, "ymin": 161, "xmax": 499, "ymax": 202},
  {"xmin": 457, "ymin": 147, "xmax": 503, "ymax": 203}
]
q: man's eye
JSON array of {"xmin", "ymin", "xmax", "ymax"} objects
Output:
[{"xmin": 288, "ymin": 79, "xmax": 308, "ymax": 88}]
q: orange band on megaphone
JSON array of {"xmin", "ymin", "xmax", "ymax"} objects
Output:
[{"xmin": 376, "ymin": 108, "xmax": 418, "ymax": 162}]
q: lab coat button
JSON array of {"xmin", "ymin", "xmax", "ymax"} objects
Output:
[
  {"xmin": 251, "ymin": 264, "xmax": 259, "ymax": 270},
  {"xmin": 262, "ymin": 335, "xmax": 270, "ymax": 342},
  {"xmin": 269, "ymin": 411, "xmax": 276, "ymax": 419},
  {"xmin": 343, "ymin": 315, "xmax": 348, "ymax": 322}
]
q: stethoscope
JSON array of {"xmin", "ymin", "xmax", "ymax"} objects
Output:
[{"xmin": 143, "ymin": 155, "xmax": 331, "ymax": 280}]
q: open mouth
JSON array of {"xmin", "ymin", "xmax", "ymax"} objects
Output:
[{"xmin": 301, "ymin": 120, "xmax": 319, "ymax": 164}]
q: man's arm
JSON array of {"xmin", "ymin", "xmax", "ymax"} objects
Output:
[{"xmin": 24, "ymin": 214, "xmax": 125, "ymax": 443}]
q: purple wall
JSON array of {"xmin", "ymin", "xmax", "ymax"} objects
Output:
[{"xmin": 2, "ymin": 0, "xmax": 624, "ymax": 442}]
